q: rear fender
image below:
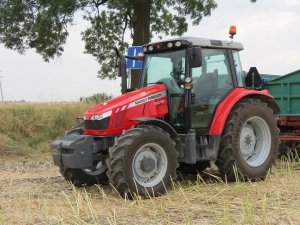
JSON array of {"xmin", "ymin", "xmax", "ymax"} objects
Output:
[{"xmin": 209, "ymin": 88, "xmax": 280, "ymax": 136}]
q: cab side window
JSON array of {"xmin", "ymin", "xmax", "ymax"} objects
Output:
[
  {"xmin": 233, "ymin": 50, "xmax": 245, "ymax": 87},
  {"xmin": 190, "ymin": 48, "xmax": 233, "ymax": 129}
]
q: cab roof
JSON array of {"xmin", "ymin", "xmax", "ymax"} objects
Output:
[{"xmin": 148, "ymin": 36, "xmax": 244, "ymax": 51}]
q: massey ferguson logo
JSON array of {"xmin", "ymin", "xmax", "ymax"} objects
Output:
[
  {"xmin": 128, "ymin": 91, "xmax": 166, "ymax": 108},
  {"xmin": 134, "ymin": 98, "xmax": 147, "ymax": 105}
]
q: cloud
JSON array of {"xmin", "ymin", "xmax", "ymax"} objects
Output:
[{"xmin": 184, "ymin": 0, "xmax": 300, "ymax": 75}]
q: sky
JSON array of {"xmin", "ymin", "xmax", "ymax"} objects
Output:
[{"xmin": 0, "ymin": 0, "xmax": 299, "ymax": 102}]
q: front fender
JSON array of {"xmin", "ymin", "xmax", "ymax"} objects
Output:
[
  {"xmin": 131, "ymin": 117, "xmax": 179, "ymax": 139},
  {"xmin": 131, "ymin": 117, "xmax": 184, "ymax": 158}
]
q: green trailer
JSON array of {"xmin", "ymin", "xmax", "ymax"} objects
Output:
[
  {"xmin": 266, "ymin": 69, "xmax": 300, "ymax": 155},
  {"xmin": 267, "ymin": 70, "xmax": 300, "ymax": 116}
]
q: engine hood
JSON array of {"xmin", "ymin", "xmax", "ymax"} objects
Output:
[{"xmin": 84, "ymin": 84, "xmax": 167, "ymax": 119}]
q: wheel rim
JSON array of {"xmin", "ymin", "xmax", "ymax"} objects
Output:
[
  {"xmin": 239, "ymin": 116, "xmax": 271, "ymax": 167},
  {"xmin": 132, "ymin": 143, "xmax": 168, "ymax": 188},
  {"xmin": 83, "ymin": 161, "xmax": 107, "ymax": 176}
]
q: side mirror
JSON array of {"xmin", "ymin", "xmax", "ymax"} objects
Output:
[
  {"xmin": 114, "ymin": 48, "xmax": 127, "ymax": 94},
  {"xmin": 189, "ymin": 47, "xmax": 202, "ymax": 68}
]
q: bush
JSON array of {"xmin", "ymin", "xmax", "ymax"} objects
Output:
[{"xmin": 81, "ymin": 92, "xmax": 112, "ymax": 104}]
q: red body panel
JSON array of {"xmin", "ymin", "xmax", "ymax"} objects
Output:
[
  {"xmin": 279, "ymin": 117, "xmax": 300, "ymax": 127},
  {"xmin": 84, "ymin": 84, "xmax": 168, "ymax": 136},
  {"xmin": 279, "ymin": 134, "xmax": 300, "ymax": 141},
  {"xmin": 209, "ymin": 88, "xmax": 275, "ymax": 136}
]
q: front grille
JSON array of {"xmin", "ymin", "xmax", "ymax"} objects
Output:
[
  {"xmin": 111, "ymin": 111, "xmax": 126, "ymax": 128},
  {"xmin": 84, "ymin": 117, "xmax": 110, "ymax": 130}
]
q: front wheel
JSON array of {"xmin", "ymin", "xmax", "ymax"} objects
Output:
[
  {"xmin": 59, "ymin": 124, "xmax": 108, "ymax": 186},
  {"xmin": 106, "ymin": 125, "xmax": 178, "ymax": 198},
  {"xmin": 60, "ymin": 160, "xmax": 108, "ymax": 187},
  {"xmin": 216, "ymin": 99, "xmax": 279, "ymax": 181}
]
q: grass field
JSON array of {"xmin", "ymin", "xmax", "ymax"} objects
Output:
[
  {"xmin": 0, "ymin": 103, "xmax": 90, "ymax": 157},
  {"xmin": 0, "ymin": 103, "xmax": 300, "ymax": 224}
]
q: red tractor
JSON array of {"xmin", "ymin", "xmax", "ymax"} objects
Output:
[{"xmin": 53, "ymin": 34, "xmax": 279, "ymax": 197}]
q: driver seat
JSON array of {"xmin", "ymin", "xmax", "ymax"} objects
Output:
[{"xmin": 193, "ymin": 69, "xmax": 218, "ymax": 103}]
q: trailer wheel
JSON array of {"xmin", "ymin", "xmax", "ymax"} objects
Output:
[
  {"xmin": 278, "ymin": 142, "xmax": 300, "ymax": 161},
  {"xmin": 216, "ymin": 99, "xmax": 279, "ymax": 181},
  {"xmin": 106, "ymin": 125, "xmax": 178, "ymax": 198},
  {"xmin": 59, "ymin": 124, "xmax": 108, "ymax": 186}
]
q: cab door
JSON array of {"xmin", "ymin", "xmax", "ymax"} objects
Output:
[{"xmin": 190, "ymin": 48, "xmax": 234, "ymax": 132}]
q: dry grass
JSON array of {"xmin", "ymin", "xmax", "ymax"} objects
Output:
[
  {"xmin": 0, "ymin": 103, "xmax": 300, "ymax": 224},
  {"xmin": 0, "ymin": 155, "xmax": 299, "ymax": 225},
  {"xmin": 0, "ymin": 102, "xmax": 91, "ymax": 157}
]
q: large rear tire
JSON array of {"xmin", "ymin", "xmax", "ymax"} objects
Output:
[
  {"xmin": 216, "ymin": 99, "xmax": 279, "ymax": 181},
  {"xmin": 106, "ymin": 125, "xmax": 178, "ymax": 198}
]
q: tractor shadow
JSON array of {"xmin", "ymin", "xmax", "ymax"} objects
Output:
[{"xmin": 176, "ymin": 168, "xmax": 223, "ymax": 185}]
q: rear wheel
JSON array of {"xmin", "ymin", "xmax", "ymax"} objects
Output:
[
  {"xmin": 216, "ymin": 99, "xmax": 279, "ymax": 181},
  {"xmin": 106, "ymin": 125, "xmax": 178, "ymax": 198}
]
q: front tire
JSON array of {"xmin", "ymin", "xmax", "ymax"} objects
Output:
[
  {"xmin": 59, "ymin": 124, "xmax": 108, "ymax": 186},
  {"xmin": 106, "ymin": 125, "xmax": 178, "ymax": 198},
  {"xmin": 60, "ymin": 162, "xmax": 108, "ymax": 187},
  {"xmin": 216, "ymin": 99, "xmax": 279, "ymax": 181}
]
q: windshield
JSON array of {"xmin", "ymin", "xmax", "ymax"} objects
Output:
[
  {"xmin": 140, "ymin": 49, "xmax": 186, "ymax": 130},
  {"xmin": 140, "ymin": 50, "xmax": 186, "ymax": 91}
]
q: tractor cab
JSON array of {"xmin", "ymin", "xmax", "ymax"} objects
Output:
[{"xmin": 139, "ymin": 37, "xmax": 244, "ymax": 135}]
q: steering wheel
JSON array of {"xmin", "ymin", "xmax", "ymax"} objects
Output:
[
  {"xmin": 170, "ymin": 71, "xmax": 185, "ymax": 85},
  {"xmin": 170, "ymin": 70, "xmax": 185, "ymax": 79}
]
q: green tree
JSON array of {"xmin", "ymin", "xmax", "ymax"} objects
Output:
[{"xmin": 0, "ymin": 1, "xmax": 256, "ymax": 80}]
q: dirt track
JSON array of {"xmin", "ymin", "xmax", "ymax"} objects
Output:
[
  {"xmin": 0, "ymin": 156, "xmax": 145, "ymax": 224},
  {"xmin": 0, "ymin": 157, "xmax": 68, "ymax": 224},
  {"xmin": 1, "ymin": 156, "xmax": 300, "ymax": 225}
]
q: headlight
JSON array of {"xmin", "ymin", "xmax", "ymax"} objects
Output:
[
  {"xmin": 90, "ymin": 110, "xmax": 112, "ymax": 120},
  {"xmin": 84, "ymin": 110, "xmax": 112, "ymax": 130},
  {"xmin": 167, "ymin": 42, "xmax": 173, "ymax": 48},
  {"xmin": 91, "ymin": 114, "xmax": 102, "ymax": 120},
  {"xmin": 175, "ymin": 41, "xmax": 182, "ymax": 47},
  {"xmin": 148, "ymin": 45, "xmax": 153, "ymax": 51}
]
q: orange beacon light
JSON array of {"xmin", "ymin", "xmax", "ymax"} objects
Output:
[{"xmin": 229, "ymin": 25, "xmax": 236, "ymax": 39}]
